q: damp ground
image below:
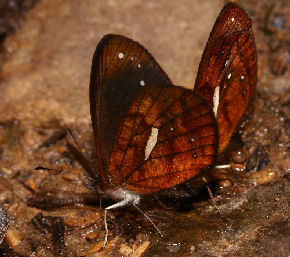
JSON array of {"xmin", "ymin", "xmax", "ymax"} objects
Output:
[{"xmin": 0, "ymin": 0, "xmax": 289, "ymax": 256}]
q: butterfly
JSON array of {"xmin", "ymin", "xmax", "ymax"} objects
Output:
[{"xmin": 70, "ymin": 2, "xmax": 256, "ymax": 247}]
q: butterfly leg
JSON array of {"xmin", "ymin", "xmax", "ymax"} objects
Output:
[
  {"xmin": 100, "ymin": 195, "xmax": 141, "ymax": 250},
  {"xmin": 133, "ymin": 203, "xmax": 163, "ymax": 237},
  {"xmin": 105, "ymin": 192, "xmax": 162, "ymax": 237},
  {"xmin": 201, "ymin": 176, "xmax": 216, "ymax": 204},
  {"xmin": 99, "ymin": 209, "xmax": 108, "ymax": 252},
  {"xmin": 100, "ymin": 195, "xmax": 163, "ymax": 250}
]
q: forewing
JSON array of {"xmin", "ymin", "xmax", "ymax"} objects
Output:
[
  {"xmin": 194, "ymin": 3, "xmax": 257, "ymax": 153},
  {"xmin": 109, "ymin": 84, "xmax": 218, "ymax": 194},
  {"xmin": 90, "ymin": 34, "xmax": 172, "ymax": 181}
]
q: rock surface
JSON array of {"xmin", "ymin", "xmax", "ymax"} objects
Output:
[{"xmin": 0, "ymin": 0, "xmax": 289, "ymax": 256}]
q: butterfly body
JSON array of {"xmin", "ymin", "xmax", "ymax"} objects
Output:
[
  {"xmin": 88, "ymin": 3, "xmax": 256, "ymax": 200},
  {"xmin": 102, "ymin": 187, "xmax": 141, "ymax": 210},
  {"xmin": 74, "ymin": 2, "xmax": 256, "ymax": 244}
]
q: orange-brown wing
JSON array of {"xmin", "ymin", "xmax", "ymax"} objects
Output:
[
  {"xmin": 90, "ymin": 35, "xmax": 172, "ymax": 182},
  {"xmin": 194, "ymin": 3, "xmax": 257, "ymax": 153},
  {"xmin": 109, "ymin": 84, "xmax": 218, "ymax": 194}
]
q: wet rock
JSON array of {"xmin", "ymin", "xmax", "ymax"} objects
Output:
[
  {"xmin": 0, "ymin": 0, "xmax": 289, "ymax": 256},
  {"xmin": 230, "ymin": 150, "xmax": 246, "ymax": 164},
  {"xmin": 246, "ymin": 146, "xmax": 270, "ymax": 172},
  {"xmin": 144, "ymin": 178, "xmax": 290, "ymax": 257},
  {"xmin": 5, "ymin": 228, "xmax": 22, "ymax": 248},
  {"xmin": 0, "ymin": 207, "xmax": 9, "ymax": 244},
  {"xmin": 85, "ymin": 231, "xmax": 99, "ymax": 242}
]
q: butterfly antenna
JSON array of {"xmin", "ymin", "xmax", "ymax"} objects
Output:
[
  {"xmin": 133, "ymin": 203, "xmax": 163, "ymax": 238},
  {"xmin": 35, "ymin": 166, "xmax": 63, "ymax": 173},
  {"xmin": 67, "ymin": 128, "xmax": 99, "ymax": 181},
  {"xmin": 67, "ymin": 128, "xmax": 83, "ymax": 152},
  {"xmin": 35, "ymin": 166, "xmax": 95, "ymax": 185}
]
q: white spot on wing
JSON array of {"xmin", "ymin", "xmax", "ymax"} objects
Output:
[
  {"xmin": 225, "ymin": 60, "xmax": 229, "ymax": 66},
  {"xmin": 213, "ymin": 86, "xmax": 220, "ymax": 117},
  {"xmin": 227, "ymin": 73, "xmax": 232, "ymax": 79},
  {"xmin": 231, "ymin": 17, "xmax": 235, "ymax": 22},
  {"xmin": 138, "ymin": 64, "xmax": 141, "ymax": 68},
  {"xmin": 140, "ymin": 80, "xmax": 145, "ymax": 86},
  {"xmin": 118, "ymin": 53, "xmax": 124, "ymax": 59},
  {"xmin": 145, "ymin": 127, "xmax": 159, "ymax": 160},
  {"xmin": 241, "ymin": 75, "xmax": 245, "ymax": 80},
  {"xmin": 130, "ymin": 56, "xmax": 134, "ymax": 60}
]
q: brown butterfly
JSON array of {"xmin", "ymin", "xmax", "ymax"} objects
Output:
[{"xmin": 70, "ymin": 2, "xmax": 256, "ymax": 247}]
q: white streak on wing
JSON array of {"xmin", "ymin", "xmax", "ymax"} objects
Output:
[
  {"xmin": 145, "ymin": 127, "xmax": 159, "ymax": 160},
  {"xmin": 213, "ymin": 86, "xmax": 220, "ymax": 117},
  {"xmin": 215, "ymin": 164, "xmax": 231, "ymax": 169}
]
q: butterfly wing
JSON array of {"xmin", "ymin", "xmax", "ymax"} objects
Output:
[
  {"xmin": 109, "ymin": 84, "xmax": 218, "ymax": 194},
  {"xmin": 90, "ymin": 34, "xmax": 172, "ymax": 182},
  {"xmin": 194, "ymin": 3, "xmax": 257, "ymax": 153}
]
